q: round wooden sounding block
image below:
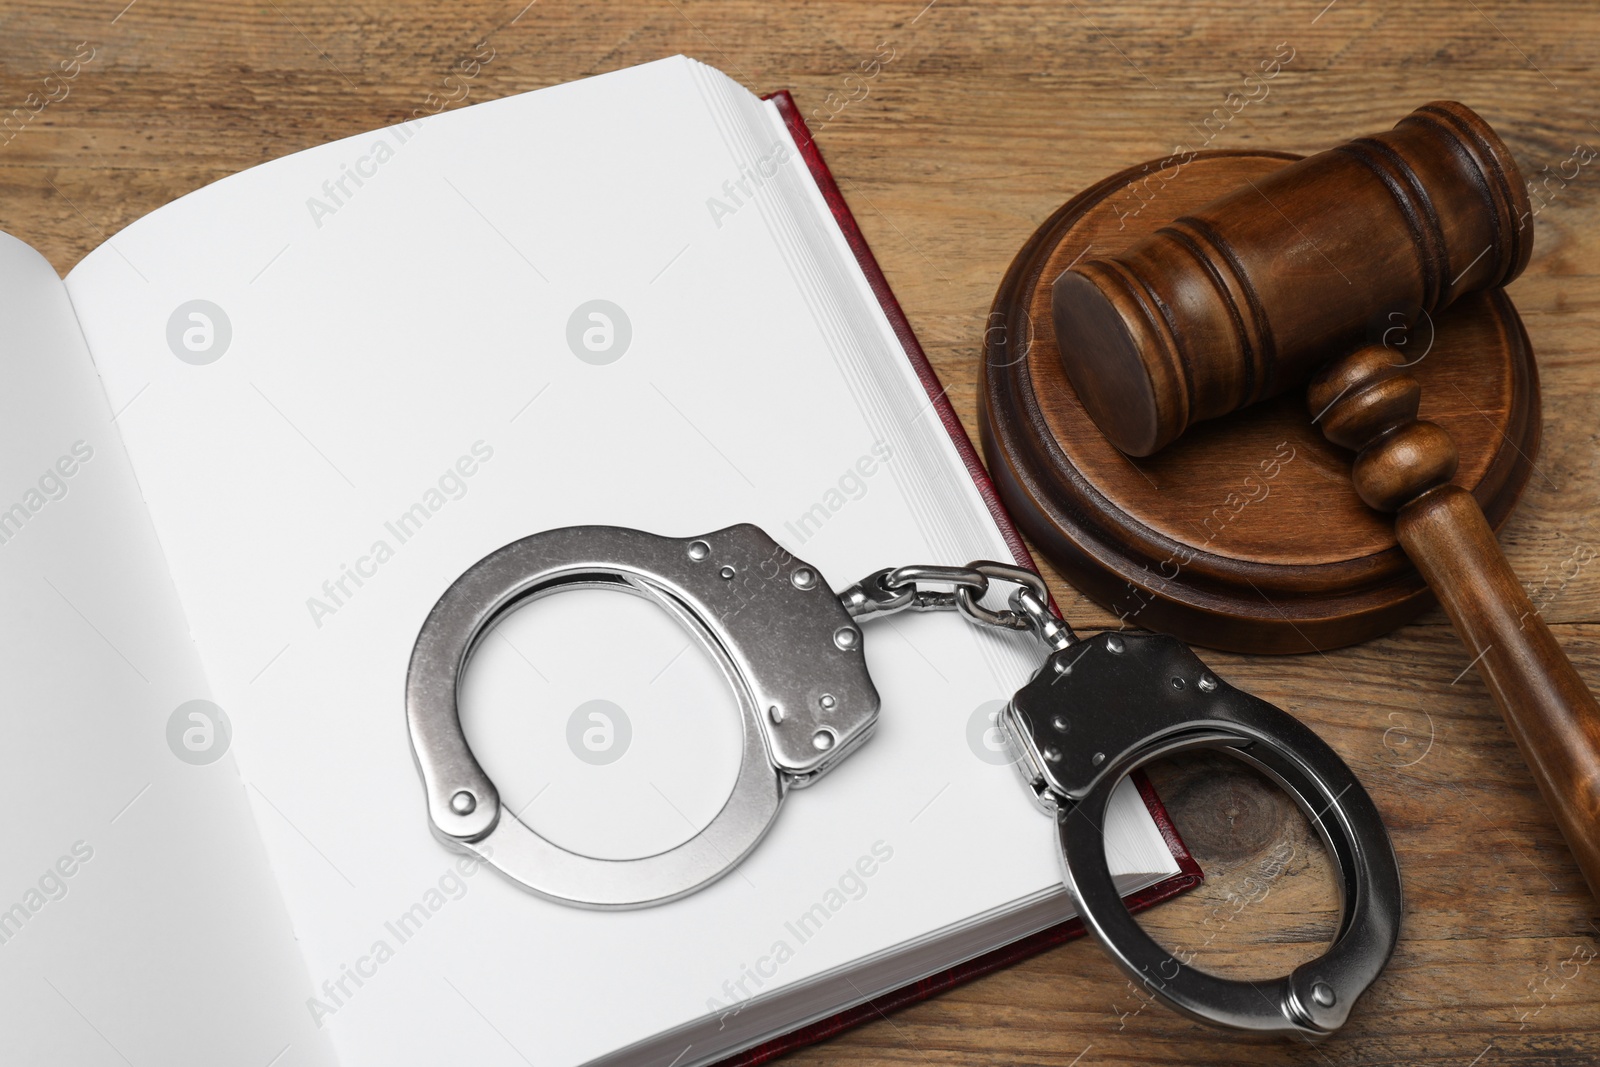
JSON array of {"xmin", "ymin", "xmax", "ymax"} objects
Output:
[{"xmin": 980, "ymin": 151, "xmax": 1540, "ymax": 654}]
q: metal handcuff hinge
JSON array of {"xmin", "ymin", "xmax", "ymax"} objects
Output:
[{"xmin": 406, "ymin": 523, "xmax": 1401, "ymax": 1037}]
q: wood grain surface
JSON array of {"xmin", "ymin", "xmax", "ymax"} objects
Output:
[{"xmin": 3, "ymin": 1, "xmax": 1598, "ymax": 1063}]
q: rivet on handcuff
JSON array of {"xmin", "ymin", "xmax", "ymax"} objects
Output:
[{"xmin": 406, "ymin": 523, "xmax": 1401, "ymax": 1037}]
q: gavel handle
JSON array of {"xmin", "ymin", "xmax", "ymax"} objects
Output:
[
  {"xmin": 1312, "ymin": 345, "xmax": 1600, "ymax": 899},
  {"xmin": 1400, "ymin": 485, "xmax": 1600, "ymax": 896}
]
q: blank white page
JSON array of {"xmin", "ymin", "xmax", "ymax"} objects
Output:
[
  {"xmin": 64, "ymin": 56, "xmax": 1175, "ymax": 1067},
  {"xmin": 0, "ymin": 234, "xmax": 334, "ymax": 1067}
]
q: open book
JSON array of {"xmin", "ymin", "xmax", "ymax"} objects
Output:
[{"xmin": 0, "ymin": 56, "xmax": 1194, "ymax": 1067}]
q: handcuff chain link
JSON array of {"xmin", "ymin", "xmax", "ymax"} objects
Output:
[{"xmin": 838, "ymin": 559, "xmax": 1076, "ymax": 652}]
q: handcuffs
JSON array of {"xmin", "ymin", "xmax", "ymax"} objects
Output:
[{"xmin": 407, "ymin": 523, "xmax": 1401, "ymax": 1037}]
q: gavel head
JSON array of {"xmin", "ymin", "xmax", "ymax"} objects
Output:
[{"xmin": 1050, "ymin": 102, "xmax": 1533, "ymax": 457}]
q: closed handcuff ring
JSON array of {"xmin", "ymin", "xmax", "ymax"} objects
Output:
[
  {"xmin": 407, "ymin": 522, "xmax": 1402, "ymax": 1036},
  {"xmin": 405, "ymin": 523, "xmax": 880, "ymax": 910}
]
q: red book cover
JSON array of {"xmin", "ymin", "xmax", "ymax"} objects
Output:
[{"xmin": 700, "ymin": 93, "xmax": 1207, "ymax": 1066}]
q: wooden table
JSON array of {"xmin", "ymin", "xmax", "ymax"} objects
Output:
[{"xmin": 6, "ymin": 1, "xmax": 1597, "ymax": 1062}]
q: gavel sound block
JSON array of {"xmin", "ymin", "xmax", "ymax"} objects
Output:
[
  {"xmin": 981, "ymin": 146, "xmax": 1537, "ymax": 653},
  {"xmin": 981, "ymin": 102, "xmax": 1600, "ymax": 900}
]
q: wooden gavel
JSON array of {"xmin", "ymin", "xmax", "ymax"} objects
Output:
[{"xmin": 1050, "ymin": 102, "xmax": 1600, "ymax": 899}]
